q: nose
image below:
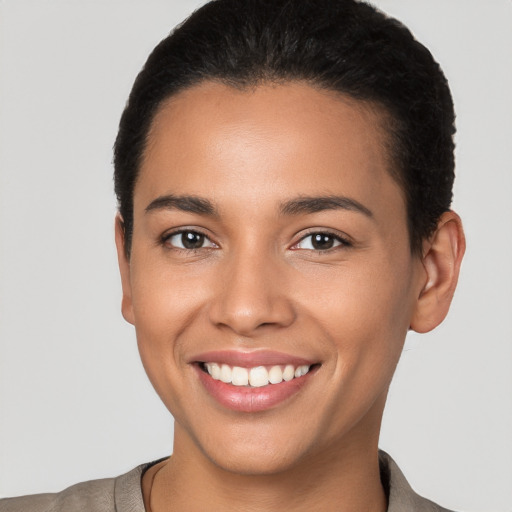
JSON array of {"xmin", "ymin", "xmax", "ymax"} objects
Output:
[{"xmin": 208, "ymin": 249, "xmax": 296, "ymax": 337}]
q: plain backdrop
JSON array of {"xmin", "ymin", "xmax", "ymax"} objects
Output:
[{"xmin": 0, "ymin": 1, "xmax": 511, "ymax": 510}]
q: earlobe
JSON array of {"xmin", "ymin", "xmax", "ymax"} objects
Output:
[
  {"xmin": 114, "ymin": 215, "xmax": 135, "ymax": 325},
  {"xmin": 410, "ymin": 211, "xmax": 466, "ymax": 334}
]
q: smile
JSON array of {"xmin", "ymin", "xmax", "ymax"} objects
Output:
[
  {"xmin": 193, "ymin": 351, "xmax": 320, "ymax": 413},
  {"xmin": 201, "ymin": 362, "xmax": 312, "ymax": 387}
]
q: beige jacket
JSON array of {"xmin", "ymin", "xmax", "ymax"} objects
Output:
[{"xmin": 0, "ymin": 451, "xmax": 455, "ymax": 511}]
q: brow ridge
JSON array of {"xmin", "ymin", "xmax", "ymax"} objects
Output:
[
  {"xmin": 280, "ymin": 195, "xmax": 373, "ymax": 217},
  {"xmin": 145, "ymin": 194, "xmax": 217, "ymax": 215},
  {"xmin": 145, "ymin": 194, "xmax": 372, "ymax": 218}
]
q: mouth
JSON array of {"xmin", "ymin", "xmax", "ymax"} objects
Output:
[
  {"xmin": 191, "ymin": 351, "xmax": 320, "ymax": 412},
  {"xmin": 199, "ymin": 361, "xmax": 315, "ymax": 387}
]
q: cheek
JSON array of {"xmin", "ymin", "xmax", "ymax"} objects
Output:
[
  {"xmin": 304, "ymin": 253, "xmax": 416, "ymax": 371},
  {"xmin": 304, "ymin": 256, "xmax": 413, "ymax": 330},
  {"xmin": 127, "ymin": 256, "xmax": 208, "ymax": 387},
  {"xmin": 130, "ymin": 253, "xmax": 209, "ymax": 332}
]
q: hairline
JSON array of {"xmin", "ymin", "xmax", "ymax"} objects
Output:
[{"xmin": 125, "ymin": 77, "xmax": 414, "ymax": 254}]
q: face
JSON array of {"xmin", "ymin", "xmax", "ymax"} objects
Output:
[{"xmin": 117, "ymin": 81, "xmax": 427, "ymax": 475}]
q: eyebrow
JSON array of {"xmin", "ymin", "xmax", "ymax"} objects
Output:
[
  {"xmin": 144, "ymin": 194, "xmax": 373, "ymax": 219},
  {"xmin": 145, "ymin": 194, "xmax": 217, "ymax": 216},
  {"xmin": 280, "ymin": 196, "xmax": 373, "ymax": 218}
]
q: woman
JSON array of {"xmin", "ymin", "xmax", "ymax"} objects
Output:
[{"xmin": 0, "ymin": 0, "xmax": 468, "ymax": 510}]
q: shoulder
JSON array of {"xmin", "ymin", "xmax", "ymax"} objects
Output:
[
  {"xmin": 379, "ymin": 450, "xmax": 457, "ymax": 512},
  {"xmin": 0, "ymin": 476, "xmax": 117, "ymax": 512},
  {"xmin": 0, "ymin": 463, "xmax": 149, "ymax": 512}
]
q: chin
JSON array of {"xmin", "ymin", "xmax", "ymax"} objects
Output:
[
  {"xmin": 179, "ymin": 415, "xmax": 319, "ymax": 476},
  {"xmin": 204, "ymin": 443, "xmax": 307, "ymax": 476}
]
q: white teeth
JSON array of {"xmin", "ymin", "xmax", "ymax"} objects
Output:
[
  {"xmin": 249, "ymin": 366, "xmax": 269, "ymax": 387},
  {"xmin": 206, "ymin": 363, "xmax": 221, "ymax": 380},
  {"xmin": 220, "ymin": 364, "xmax": 232, "ymax": 383},
  {"xmin": 232, "ymin": 366, "xmax": 249, "ymax": 386},
  {"xmin": 205, "ymin": 362, "xmax": 312, "ymax": 387},
  {"xmin": 294, "ymin": 365, "xmax": 309, "ymax": 378},
  {"xmin": 268, "ymin": 365, "xmax": 283, "ymax": 384},
  {"xmin": 282, "ymin": 364, "xmax": 295, "ymax": 381}
]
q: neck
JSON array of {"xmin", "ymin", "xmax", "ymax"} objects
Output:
[{"xmin": 146, "ymin": 424, "xmax": 387, "ymax": 512}]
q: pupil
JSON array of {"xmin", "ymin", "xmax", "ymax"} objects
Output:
[
  {"xmin": 312, "ymin": 233, "xmax": 334, "ymax": 250},
  {"xmin": 182, "ymin": 232, "xmax": 204, "ymax": 249}
]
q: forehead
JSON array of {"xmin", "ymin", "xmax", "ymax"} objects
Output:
[{"xmin": 137, "ymin": 81, "xmax": 403, "ymax": 220}]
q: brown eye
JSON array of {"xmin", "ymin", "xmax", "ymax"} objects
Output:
[
  {"xmin": 181, "ymin": 232, "xmax": 205, "ymax": 249},
  {"xmin": 294, "ymin": 232, "xmax": 349, "ymax": 251},
  {"xmin": 166, "ymin": 230, "xmax": 215, "ymax": 250},
  {"xmin": 311, "ymin": 233, "xmax": 335, "ymax": 250}
]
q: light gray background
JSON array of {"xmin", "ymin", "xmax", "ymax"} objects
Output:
[{"xmin": 0, "ymin": 1, "xmax": 511, "ymax": 510}]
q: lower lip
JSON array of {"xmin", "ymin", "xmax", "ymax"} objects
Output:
[{"xmin": 196, "ymin": 366, "xmax": 314, "ymax": 413}]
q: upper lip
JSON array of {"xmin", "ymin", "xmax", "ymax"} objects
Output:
[{"xmin": 190, "ymin": 350, "xmax": 316, "ymax": 367}]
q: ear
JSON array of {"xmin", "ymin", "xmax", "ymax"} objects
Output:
[
  {"xmin": 115, "ymin": 214, "xmax": 135, "ymax": 325},
  {"xmin": 410, "ymin": 211, "xmax": 466, "ymax": 333}
]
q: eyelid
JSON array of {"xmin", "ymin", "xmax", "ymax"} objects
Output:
[
  {"xmin": 159, "ymin": 227, "xmax": 351, "ymax": 252},
  {"xmin": 160, "ymin": 227, "xmax": 218, "ymax": 250},
  {"xmin": 291, "ymin": 229, "xmax": 352, "ymax": 251}
]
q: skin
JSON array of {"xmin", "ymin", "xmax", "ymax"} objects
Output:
[{"xmin": 115, "ymin": 81, "xmax": 465, "ymax": 512}]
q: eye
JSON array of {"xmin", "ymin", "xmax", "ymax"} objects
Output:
[
  {"xmin": 164, "ymin": 230, "xmax": 216, "ymax": 250},
  {"xmin": 294, "ymin": 232, "xmax": 349, "ymax": 251}
]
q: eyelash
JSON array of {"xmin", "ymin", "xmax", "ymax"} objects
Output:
[
  {"xmin": 292, "ymin": 231, "xmax": 352, "ymax": 252},
  {"xmin": 161, "ymin": 229, "xmax": 217, "ymax": 252},
  {"xmin": 161, "ymin": 229, "xmax": 351, "ymax": 253}
]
